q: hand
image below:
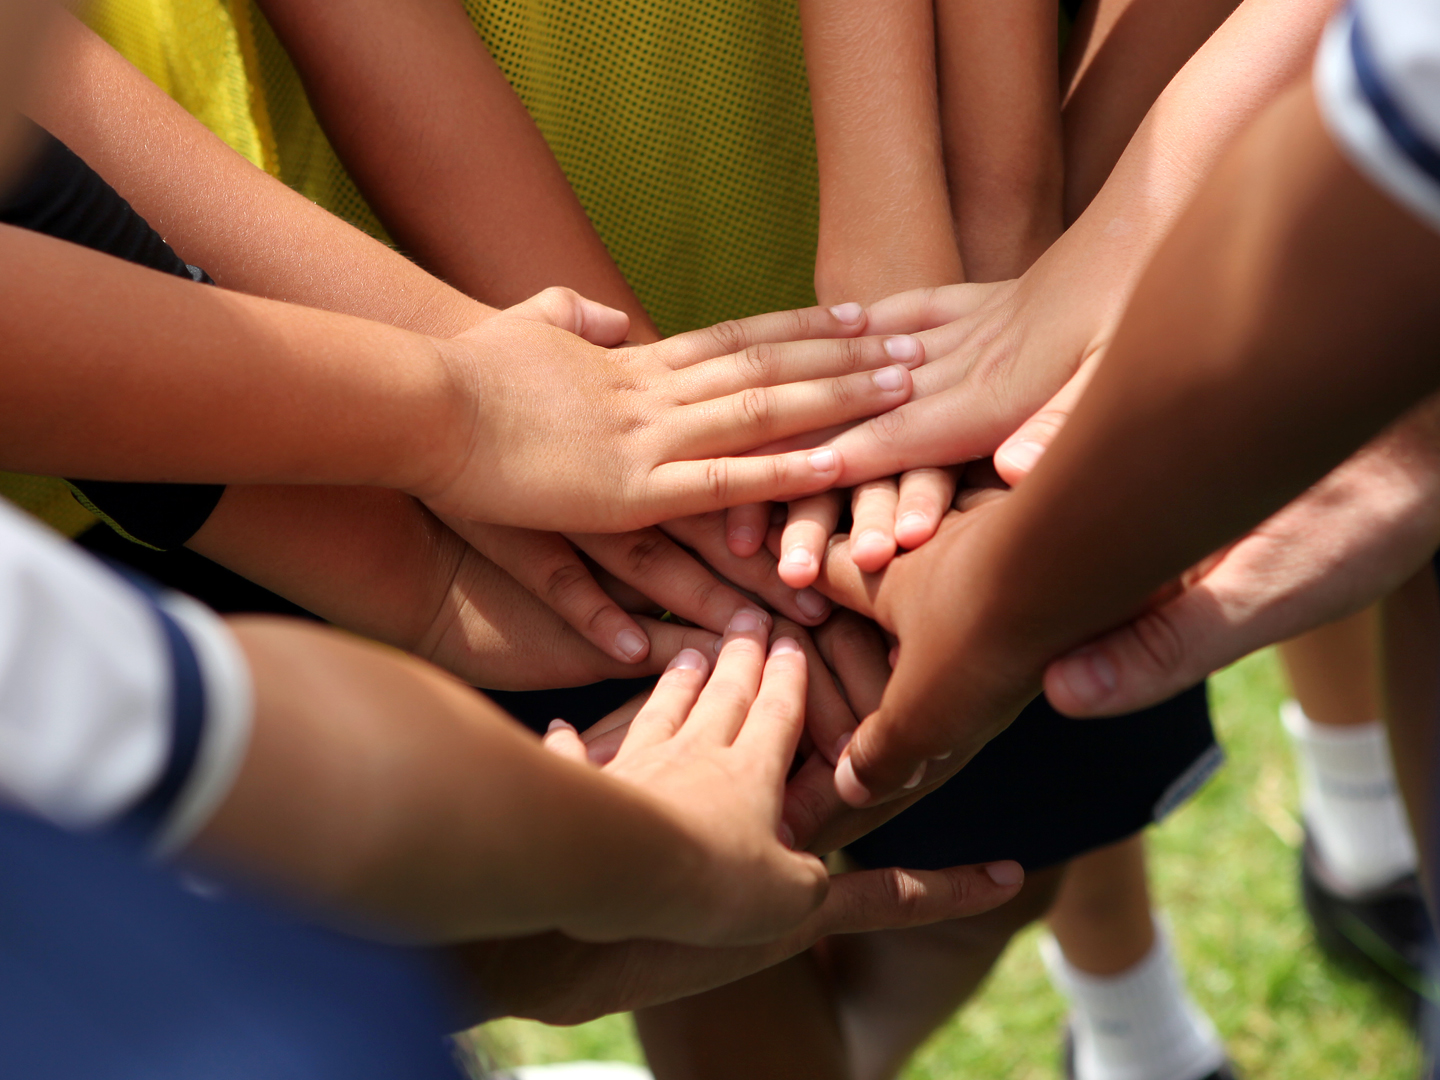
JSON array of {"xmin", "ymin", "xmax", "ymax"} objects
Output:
[
  {"xmin": 576, "ymin": 617, "xmax": 871, "ymax": 770},
  {"xmin": 812, "ymin": 475, "xmax": 1044, "ymax": 808},
  {"xmin": 813, "ymin": 232, "xmax": 1129, "ymax": 490},
  {"xmin": 449, "ymin": 852, "xmax": 1024, "ymax": 1026},
  {"xmin": 443, "ymin": 515, "xmax": 830, "ymax": 665},
  {"xmin": 1042, "ymin": 397, "xmax": 1440, "ymax": 715},
  {"xmin": 543, "ymin": 613, "xmax": 831, "ymax": 947},
  {"xmin": 769, "ymin": 466, "xmax": 962, "ymax": 587},
  {"xmin": 417, "ymin": 291, "xmax": 923, "ymax": 531}
]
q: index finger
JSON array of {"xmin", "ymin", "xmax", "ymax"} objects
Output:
[{"xmin": 658, "ymin": 304, "xmax": 869, "ymax": 369}]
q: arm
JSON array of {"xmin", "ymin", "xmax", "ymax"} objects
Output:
[
  {"xmin": 828, "ymin": 76, "xmax": 1440, "ymax": 803},
  {"xmin": 935, "ymin": 0, "xmax": 1063, "ymax": 279},
  {"xmin": 828, "ymin": 0, "xmax": 1337, "ymax": 482},
  {"xmin": 252, "ymin": 0, "xmax": 658, "ymax": 339},
  {"xmin": 801, "ymin": 0, "xmax": 962, "ymax": 305}
]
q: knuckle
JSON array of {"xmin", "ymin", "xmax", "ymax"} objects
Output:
[
  {"xmin": 741, "ymin": 342, "xmax": 777, "ymax": 381},
  {"xmin": 621, "ymin": 531, "xmax": 673, "ymax": 577},
  {"xmin": 1130, "ymin": 608, "xmax": 1188, "ymax": 677},
  {"xmin": 868, "ymin": 405, "xmax": 908, "ymax": 447},
  {"xmin": 538, "ymin": 559, "xmax": 596, "ymax": 610},
  {"xmin": 710, "ymin": 319, "xmax": 749, "ymax": 356},
  {"xmin": 880, "ymin": 867, "xmax": 927, "ymax": 920},
  {"xmin": 838, "ymin": 335, "xmax": 867, "ymax": 373},
  {"xmin": 829, "ymin": 373, "xmax": 859, "ymax": 411},
  {"xmin": 703, "ymin": 458, "xmax": 731, "ymax": 503},
  {"xmin": 738, "ymin": 386, "xmax": 774, "ymax": 430}
]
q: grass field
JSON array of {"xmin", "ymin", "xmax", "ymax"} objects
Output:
[{"xmin": 476, "ymin": 649, "xmax": 1422, "ymax": 1078}]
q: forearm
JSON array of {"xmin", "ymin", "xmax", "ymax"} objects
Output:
[
  {"xmin": 254, "ymin": 0, "xmax": 657, "ymax": 339},
  {"xmin": 193, "ymin": 617, "xmax": 707, "ymax": 943},
  {"xmin": 967, "ymin": 85, "xmax": 1440, "ymax": 685},
  {"xmin": 27, "ymin": 10, "xmax": 489, "ymax": 339},
  {"xmin": 935, "ymin": 0, "xmax": 1063, "ymax": 279},
  {"xmin": 1059, "ymin": 0, "xmax": 1241, "ymax": 221},
  {"xmin": 802, "ymin": 0, "xmax": 962, "ymax": 303},
  {"xmin": 1039, "ymin": 0, "xmax": 1334, "ymax": 322},
  {"xmin": 0, "ymin": 225, "xmax": 460, "ymax": 492}
]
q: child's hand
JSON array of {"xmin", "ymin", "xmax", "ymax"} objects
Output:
[
  {"xmin": 416, "ymin": 290, "xmax": 923, "ymax": 533},
  {"xmin": 543, "ymin": 612, "xmax": 833, "ymax": 947}
]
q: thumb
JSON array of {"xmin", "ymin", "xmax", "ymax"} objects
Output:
[
  {"xmin": 820, "ymin": 861, "xmax": 1025, "ymax": 934},
  {"xmin": 506, "ymin": 286, "xmax": 631, "ymax": 347},
  {"xmin": 1043, "ymin": 582, "xmax": 1227, "ymax": 717},
  {"xmin": 992, "ymin": 353, "xmax": 1100, "ymax": 486},
  {"xmin": 835, "ymin": 626, "xmax": 1038, "ymax": 806}
]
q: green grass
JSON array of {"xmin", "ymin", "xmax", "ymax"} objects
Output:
[{"xmin": 476, "ymin": 650, "xmax": 1421, "ymax": 1078}]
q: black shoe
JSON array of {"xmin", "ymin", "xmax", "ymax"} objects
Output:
[
  {"xmin": 1301, "ymin": 828, "xmax": 1440, "ymax": 1023},
  {"xmin": 1061, "ymin": 1025, "xmax": 1240, "ymax": 1080}
]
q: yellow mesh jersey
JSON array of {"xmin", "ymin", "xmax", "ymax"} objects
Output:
[{"xmin": 209, "ymin": 0, "xmax": 821, "ymax": 336}]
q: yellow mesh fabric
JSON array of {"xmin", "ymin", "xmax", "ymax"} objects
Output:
[
  {"xmin": 230, "ymin": 0, "xmax": 820, "ymax": 336},
  {"xmin": 85, "ymin": 0, "xmax": 274, "ymax": 173},
  {"xmin": 0, "ymin": 474, "xmax": 96, "ymax": 538}
]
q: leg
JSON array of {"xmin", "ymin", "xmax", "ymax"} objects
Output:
[
  {"xmin": 1043, "ymin": 835, "xmax": 1228, "ymax": 1080},
  {"xmin": 1278, "ymin": 606, "xmax": 1382, "ymax": 728},
  {"xmin": 634, "ymin": 865, "xmax": 1066, "ymax": 1080},
  {"xmin": 1279, "ymin": 606, "xmax": 1419, "ymax": 893},
  {"xmin": 1046, "ymin": 834, "xmax": 1154, "ymax": 975}
]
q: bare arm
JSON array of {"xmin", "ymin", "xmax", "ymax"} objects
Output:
[
  {"xmin": 829, "ymin": 81, "xmax": 1440, "ymax": 803},
  {"xmin": 936, "ymin": 0, "xmax": 1063, "ymax": 279},
  {"xmin": 801, "ymin": 0, "xmax": 962, "ymax": 305},
  {"xmin": 253, "ymin": 0, "xmax": 658, "ymax": 338}
]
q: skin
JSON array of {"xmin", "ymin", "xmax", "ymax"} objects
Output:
[
  {"xmin": 812, "ymin": 80, "xmax": 1440, "ymax": 811},
  {"xmin": 196, "ymin": 617, "xmax": 842, "ymax": 946},
  {"xmin": 22, "ymin": 14, "xmax": 884, "ymax": 663},
  {"xmin": 252, "ymin": 0, "xmax": 660, "ymax": 339},
  {"xmin": 1043, "ymin": 396, "xmax": 1440, "ymax": 716},
  {"xmin": 578, "ymin": 609, "xmax": 1042, "ymax": 1080},
  {"xmin": 776, "ymin": 0, "xmax": 1269, "ymax": 579}
]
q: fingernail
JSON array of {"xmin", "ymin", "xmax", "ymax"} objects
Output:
[
  {"xmin": 666, "ymin": 648, "xmax": 707, "ymax": 672},
  {"xmin": 888, "ymin": 645, "xmax": 899, "ymax": 668},
  {"xmin": 902, "ymin": 762, "xmax": 926, "ymax": 789},
  {"xmin": 997, "ymin": 438, "xmax": 1045, "ymax": 476},
  {"xmin": 985, "ymin": 861, "xmax": 1024, "ymax": 887},
  {"xmin": 833, "ymin": 730, "xmax": 854, "ymax": 760},
  {"xmin": 730, "ymin": 525, "xmax": 759, "ymax": 548},
  {"xmin": 882, "ymin": 335, "xmax": 919, "ymax": 364},
  {"xmin": 896, "ymin": 511, "xmax": 928, "ymax": 537},
  {"xmin": 782, "ymin": 547, "xmax": 814, "ymax": 569},
  {"xmin": 770, "ymin": 636, "xmax": 802, "ymax": 656},
  {"xmin": 778, "ymin": 822, "xmax": 797, "ymax": 850},
  {"xmin": 829, "ymin": 302, "xmax": 864, "ymax": 324},
  {"xmin": 728, "ymin": 607, "xmax": 766, "ymax": 634},
  {"xmin": 932, "ymin": 749, "xmax": 952, "ymax": 760},
  {"xmin": 872, "ymin": 365, "xmax": 906, "ymax": 392},
  {"xmin": 808, "ymin": 448, "xmax": 837, "ymax": 472},
  {"xmin": 1054, "ymin": 647, "xmax": 1118, "ymax": 708},
  {"xmin": 615, "ymin": 628, "xmax": 648, "ymax": 660},
  {"xmin": 795, "ymin": 588, "xmax": 829, "ymax": 619},
  {"xmin": 834, "ymin": 754, "xmax": 873, "ymax": 806},
  {"xmin": 546, "ymin": 718, "xmax": 573, "ymax": 735}
]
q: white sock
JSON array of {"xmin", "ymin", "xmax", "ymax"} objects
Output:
[
  {"xmin": 1041, "ymin": 921, "xmax": 1226, "ymax": 1080},
  {"xmin": 1281, "ymin": 701, "xmax": 1418, "ymax": 892}
]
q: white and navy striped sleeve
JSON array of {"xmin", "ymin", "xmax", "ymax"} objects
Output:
[
  {"xmin": 1316, "ymin": 0, "xmax": 1440, "ymax": 233},
  {"xmin": 0, "ymin": 497, "xmax": 251, "ymax": 854}
]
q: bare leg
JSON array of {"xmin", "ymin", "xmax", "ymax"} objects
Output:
[
  {"xmin": 635, "ymin": 865, "xmax": 1067, "ymax": 1080},
  {"xmin": 1379, "ymin": 570, "xmax": 1440, "ymax": 880},
  {"xmin": 1047, "ymin": 834, "xmax": 1154, "ymax": 976},
  {"xmin": 1278, "ymin": 606, "xmax": 1382, "ymax": 729}
]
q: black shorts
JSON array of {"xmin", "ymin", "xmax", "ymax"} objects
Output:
[{"xmin": 495, "ymin": 677, "xmax": 1221, "ymax": 874}]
